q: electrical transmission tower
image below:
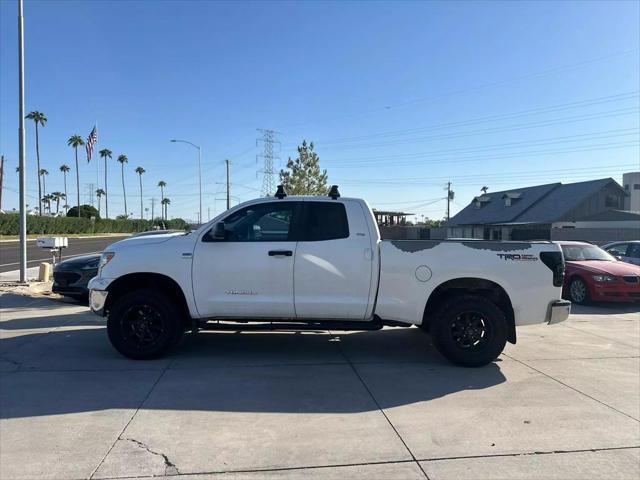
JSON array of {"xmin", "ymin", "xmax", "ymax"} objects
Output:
[{"xmin": 256, "ymin": 129, "xmax": 281, "ymax": 197}]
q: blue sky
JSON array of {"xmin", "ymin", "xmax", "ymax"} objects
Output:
[{"xmin": 1, "ymin": 0, "xmax": 638, "ymax": 221}]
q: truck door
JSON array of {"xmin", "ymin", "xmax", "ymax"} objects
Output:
[
  {"xmin": 192, "ymin": 201, "xmax": 300, "ymax": 318},
  {"xmin": 294, "ymin": 200, "xmax": 374, "ymax": 320}
]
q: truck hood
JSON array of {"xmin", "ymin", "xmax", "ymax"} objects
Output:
[
  {"xmin": 107, "ymin": 232, "xmax": 188, "ymax": 250},
  {"xmin": 567, "ymin": 260, "xmax": 640, "ymax": 276}
]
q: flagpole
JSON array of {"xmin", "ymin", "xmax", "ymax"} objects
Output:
[
  {"xmin": 18, "ymin": 0, "xmax": 27, "ymax": 283},
  {"xmin": 95, "ymin": 121, "xmax": 99, "ymax": 205}
]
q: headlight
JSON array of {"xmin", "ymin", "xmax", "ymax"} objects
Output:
[
  {"xmin": 592, "ymin": 274, "xmax": 616, "ymax": 283},
  {"xmin": 98, "ymin": 252, "xmax": 115, "ymax": 271}
]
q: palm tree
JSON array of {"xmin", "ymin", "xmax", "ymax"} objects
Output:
[
  {"xmin": 59, "ymin": 164, "xmax": 71, "ymax": 214},
  {"xmin": 25, "ymin": 111, "xmax": 47, "ymax": 215},
  {"xmin": 161, "ymin": 197, "xmax": 170, "ymax": 220},
  {"xmin": 134, "ymin": 166, "xmax": 145, "ymax": 219},
  {"xmin": 96, "ymin": 188, "xmax": 106, "ymax": 217},
  {"xmin": 67, "ymin": 135, "xmax": 85, "ymax": 217},
  {"xmin": 99, "ymin": 148, "xmax": 112, "ymax": 218},
  {"xmin": 157, "ymin": 180, "xmax": 166, "ymax": 220},
  {"xmin": 39, "ymin": 169, "xmax": 49, "ymax": 199},
  {"xmin": 51, "ymin": 191, "xmax": 65, "ymax": 214},
  {"xmin": 117, "ymin": 155, "xmax": 128, "ymax": 217},
  {"xmin": 480, "ymin": 186, "xmax": 489, "ymax": 195},
  {"xmin": 42, "ymin": 194, "xmax": 52, "ymax": 215}
]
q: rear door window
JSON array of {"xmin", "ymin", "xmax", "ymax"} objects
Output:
[{"xmin": 301, "ymin": 202, "xmax": 349, "ymax": 241}]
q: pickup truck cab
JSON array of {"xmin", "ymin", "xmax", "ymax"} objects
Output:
[{"xmin": 89, "ymin": 186, "xmax": 570, "ymax": 367}]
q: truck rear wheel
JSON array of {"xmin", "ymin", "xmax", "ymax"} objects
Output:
[
  {"xmin": 107, "ymin": 289, "xmax": 183, "ymax": 360},
  {"xmin": 431, "ymin": 295, "xmax": 508, "ymax": 367}
]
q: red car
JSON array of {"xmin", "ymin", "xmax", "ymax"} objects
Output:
[{"xmin": 557, "ymin": 241, "xmax": 640, "ymax": 304}]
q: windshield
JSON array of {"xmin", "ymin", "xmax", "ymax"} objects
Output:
[{"xmin": 561, "ymin": 244, "xmax": 616, "ymax": 262}]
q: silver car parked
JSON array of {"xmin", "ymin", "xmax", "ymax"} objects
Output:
[{"xmin": 602, "ymin": 241, "xmax": 640, "ymax": 266}]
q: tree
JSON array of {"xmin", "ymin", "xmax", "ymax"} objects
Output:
[
  {"xmin": 99, "ymin": 148, "xmax": 112, "ymax": 218},
  {"xmin": 67, "ymin": 204, "xmax": 100, "ymax": 219},
  {"xmin": 279, "ymin": 140, "xmax": 328, "ymax": 195},
  {"xmin": 157, "ymin": 180, "xmax": 166, "ymax": 219},
  {"xmin": 134, "ymin": 166, "xmax": 145, "ymax": 219},
  {"xmin": 51, "ymin": 191, "xmax": 65, "ymax": 214},
  {"xmin": 42, "ymin": 194, "xmax": 52, "ymax": 214},
  {"xmin": 67, "ymin": 135, "xmax": 85, "ymax": 216},
  {"xmin": 96, "ymin": 188, "xmax": 106, "ymax": 217},
  {"xmin": 39, "ymin": 169, "xmax": 49, "ymax": 198},
  {"xmin": 117, "ymin": 155, "xmax": 128, "ymax": 217},
  {"xmin": 25, "ymin": 111, "xmax": 47, "ymax": 215},
  {"xmin": 59, "ymin": 164, "xmax": 71, "ymax": 214},
  {"xmin": 161, "ymin": 197, "xmax": 170, "ymax": 220}
]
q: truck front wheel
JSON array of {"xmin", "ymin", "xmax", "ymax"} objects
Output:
[
  {"xmin": 431, "ymin": 295, "xmax": 508, "ymax": 367},
  {"xmin": 107, "ymin": 289, "xmax": 183, "ymax": 360}
]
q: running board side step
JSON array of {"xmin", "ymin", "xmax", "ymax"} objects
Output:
[{"xmin": 196, "ymin": 317, "xmax": 411, "ymax": 332}]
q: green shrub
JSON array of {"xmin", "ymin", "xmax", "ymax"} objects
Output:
[
  {"xmin": 0, "ymin": 213, "xmax": 189, "ymax": 235},
  {"xmin": 67, "ymin": 204, "xmax": 100, "ymax": 219}
]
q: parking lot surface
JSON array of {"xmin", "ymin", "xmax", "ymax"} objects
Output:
[{"xmin": 0, "ymin": 293, "xmax": 638, "ymax": 479}]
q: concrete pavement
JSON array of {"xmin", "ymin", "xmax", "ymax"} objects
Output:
[{"xmin": 0, "ymin": 294, "xmax": 638, "ymax": 479}]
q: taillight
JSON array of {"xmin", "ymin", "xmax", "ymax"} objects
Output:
[{"xmin": 540, "ymin": 251, "xmax": 564, "ymax": 287}]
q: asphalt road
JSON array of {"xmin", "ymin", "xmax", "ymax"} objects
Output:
[{"xmin": 0, "ymin": 235, "xmax": 127, "ymax": 273}]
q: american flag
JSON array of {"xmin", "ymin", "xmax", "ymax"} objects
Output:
[{"xmin": 86, "ymin": 126, "xmax": 97, "ymax": 162}]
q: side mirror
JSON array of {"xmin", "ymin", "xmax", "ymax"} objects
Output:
[{"xmin": 204, "ymin": 222, "xmax": 226, "ymax": 242}]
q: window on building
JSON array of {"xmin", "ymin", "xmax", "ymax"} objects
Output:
[
  {"xmin": 604, "ymin": 194, "xmax": 622, "ymax": 208},
  {"xmin": 634, "ymin": 184, "xmax": 640, "ymax": 190}
]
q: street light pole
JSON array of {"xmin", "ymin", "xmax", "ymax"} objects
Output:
[
  {"xmin": 18, "ymin": 0, "xmax": 27, "ymax": 283},
  {"xmin": 170, "ymin": 139, "xmax": 202, "ymax": 225}
]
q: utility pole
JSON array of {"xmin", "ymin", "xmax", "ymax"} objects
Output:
[
  {"xmin": 257, "ymin": 129, "xmax": 280, "ymax": 197},
  {"xmin": 445, "ymin": 182, "xmax": 454, "ymax": 221},
  {"xmin": 0, "ymin": 155, "xmax": 4, "ymax": 211},
  {"xmin": 18, "ymin": 0, "xmax": 27, "ymax": 283},
  {"xmin": 207, "ymin": 206, "xmax": 211, "ymax": 221},
  {"xmin": 225, "ymin": 159, "xmax": 230, "ymax": 210}
]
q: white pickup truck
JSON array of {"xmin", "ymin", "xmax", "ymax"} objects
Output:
[{"xmin": 89, "ymin": 186, "xmax": 570, "ymax": 367}]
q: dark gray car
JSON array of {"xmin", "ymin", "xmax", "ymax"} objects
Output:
[{"xmin": 52, "ymin": 254, "xmax": 101, "ymax": 300}]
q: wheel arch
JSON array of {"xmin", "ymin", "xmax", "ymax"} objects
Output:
[
  {"xmin": 105, "ymin": 272, "xmax": 192, "ymax": 326},
  {"xmin": 422, "ymin": 277, "xmax": 516, "ymax": 344}
]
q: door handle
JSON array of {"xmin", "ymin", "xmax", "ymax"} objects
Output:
[{"xmin": 268, "ymin": 250, "xmax": 293, "ymax": 257}]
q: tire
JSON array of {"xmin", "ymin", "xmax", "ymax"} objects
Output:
[
  {"xmin": 568, "ymin": 277, "xmax": 590, "ymax": 305},
  {"xmin": 431, "ymin": 295, "xmax": 508, "ymax": 367},
  {"xmin": 107, "ymin": 289, "xmax": 184, "ymax": 360}
]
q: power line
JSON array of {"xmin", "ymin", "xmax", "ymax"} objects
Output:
[
  {"xmin": 290, "ymin": 91, "xmax": 639, "ymax": 147},
  {"xmin": 279, "ymin": 48, "xmax": 639, "ymax": 129},
  {"xmin": 319, "ymin": 108, "xmax": 640, "ymax": 151}
]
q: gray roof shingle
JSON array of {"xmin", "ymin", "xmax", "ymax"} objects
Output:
[{"xmin": 447, "ymin": 178, "xmax": 620, "ymax": 226}]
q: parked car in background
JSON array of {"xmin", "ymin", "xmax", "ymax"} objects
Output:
[
  {"xmin": 52, "ymin": 254, "xmax": 101, "ymax": 300},
  {"xmin": 557, "ymin": 241, "xmax": 640, "ymax": 304},
  {"xmin": 602, "ymin": 241, "xmax": 640, "ymax": 266},
  {"xmin": 52, "ymin": 231, "xmax": 183, "ymax": 301}
]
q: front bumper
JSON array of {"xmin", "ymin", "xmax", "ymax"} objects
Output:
[
  {"xmin": 590, "ymin": 281, "xmax": 640, "ymax": 302},
  {"xmin": 548, "ymin": 299, "xmax": 571, "ymax": 324},
  {"xmin": 89, "ymin": 290, "xmax": 108, "ymax": 316}
]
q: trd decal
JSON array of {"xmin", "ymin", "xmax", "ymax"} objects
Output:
[{"xmin": 496, "ymin": 253, "xmax": 538, "ymax": 261}]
